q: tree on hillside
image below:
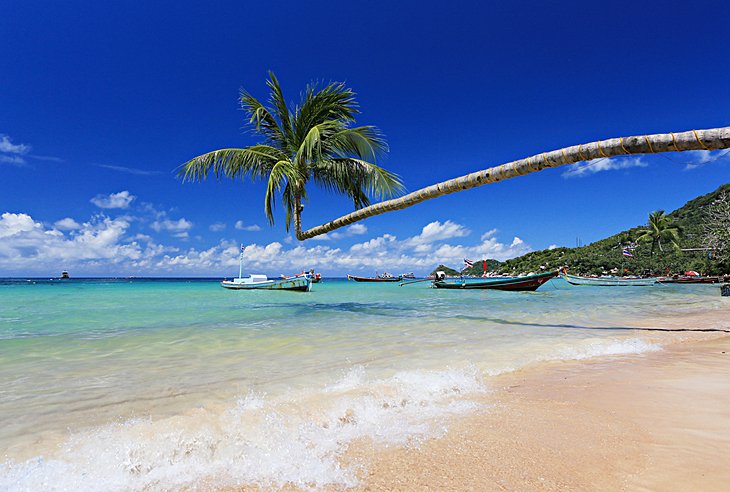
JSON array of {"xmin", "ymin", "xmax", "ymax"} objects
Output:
[
  {"xmin": 179, "ymin": 72, "xmax": 403, "ymax": 239},
  {"xmin": 635, "ymin": 210, "xmax": 682, "ymax": 254},
  {"xmin": 703, "ymin": 193, "xmax": 730, "ymax": 261}
]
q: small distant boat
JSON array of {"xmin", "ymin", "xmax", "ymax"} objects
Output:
[
  {"xmin": 222, "ymin": 244, "xmax": 311, "ymax": 292},
  {"xmin": 60, "ymin": 271, "xmax": 70, "ymax": 279},
  {"xmin": 347, "ymin": 272, "xmax": 402, "ymax": 282},
  {"xmin": 432, "ymin": 270, "xmax": 559, "ymax": 291},
  {"xmin": 657, "ymin": 275, "xmax": 722, "ymax": 284},
  {"xmin": 402, "ymin": 272, "xmax": 416, "ymax": 279},
  {"xmin": 562, "ymin": 272, "xmax": 657, "ymax": 287}
]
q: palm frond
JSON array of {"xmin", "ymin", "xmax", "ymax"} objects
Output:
[
  {"xmin": 266, "ymin": 72, "xmax": 295, "ymax": 144},
  {"xmin": 294, "ymin": 120, "xmax": 344, "ymax": 168},
  {"xmin": 293, "ymin": 81, "xmax": 359, "ymax": 143},
  {"xmin": 177, "ymin": 146, "xmax": 283, "ymax": 182},
  {"xmin": 264, "ymin": 160, "xmax": 306, "ymax": 227},
  {"xmin": 325, "ymin": 126, "xmax": 389, "ymax": 162},
  {"xmin": 312, "ymin": 158, "xmax": 404, "ymax": 208},
  {"xmin": 264, "ymin": 160, "xmax": 294, "ymax": 225},
  {"xmin": 239, "ymin": 90, "xmax": 287, "ymax": 148}
]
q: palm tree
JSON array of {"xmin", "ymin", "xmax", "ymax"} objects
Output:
[
  {"xmin": 636, "ymin": 210, "xmax": 682, "ymax": 254},
  {"xmin": 179, "ymin": 72, "xmax": 403, "ymax": 239},
  {"xmin": 298, "ymin": 126, "xmax": 730, "ymax": 240}
]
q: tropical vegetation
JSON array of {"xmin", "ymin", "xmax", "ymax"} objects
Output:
[
  {"xmin": 635, "ymin": 210, "xmax": 682, "ymax": 254},
  {"xmin": 179, "ymin": 72, "xmax": 403, "ymax": 239},
  {"xmin": 433, "ymin": 183, "xmax": 730, "ymax": 276},
  {"xmin": 702, "ymin": 192, "xmax": 730, "ymax": 262}
]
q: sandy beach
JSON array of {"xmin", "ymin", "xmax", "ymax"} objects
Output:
[{"xmin": 355, "ymin": 319, "xmax": 730, "ymax": 491}]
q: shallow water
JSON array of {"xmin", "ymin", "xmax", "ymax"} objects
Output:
[{"xmin": 0, "ymin": 277, "xmax": 725, "ymax": 490}]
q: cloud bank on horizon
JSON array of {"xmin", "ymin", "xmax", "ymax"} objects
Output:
[{"xmin": 0, "ymin": 191, "xmax": 532, "ymax": 276}]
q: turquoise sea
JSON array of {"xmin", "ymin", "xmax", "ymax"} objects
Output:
[{"xmin": 0, "ymin": 277, "xmax": 726, "ymax": 490}]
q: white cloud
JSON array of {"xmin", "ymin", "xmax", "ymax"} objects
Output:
[
  {"xmin": 90, "ymin": 191, "xmax": 136, "ymax": 209},
  {"xmin": 683, "ymin": 150, "xmax": 730, "ymax": 170},
  {"xmin": 407, "ymin": 220, "xmax": 470, "ymax": 244},
  {"xmin": 562, "ymin": 157, "xmax": 648, "ymax": 178},
  {"xmin": 0, "ymin": 134, "xmax": 30, "ymax": 166},
  {"xmin": 0, "ymin": 212, "xmax": 41, "ymax": 238},
  {"xmin": 547, "ymin": 244, "xmax": 558, "ymax": 250},
  {"xmin": 310, "ymin": 223, "xmax": 369, "ymax": 241},
  {"xmin": 481, "ymin": 229, "xmax": 498, "ymax": 241},
  {"xmin": 0, "ymin": 155, "xmax": 27, "ymax": 166},
  {"xmin": 234, "ymin": 220, "xmax": 262, "ymax": 232},
  {"xmin": 0, "ymin": 212, "xmax": 533, "ymax": 277},
  {"xmin": 54, "ymin": 218, "xmax": 81, "ymax": 230},
  {"xmin": 347, "ymin": 223, "xmax": 368, "ymax": 235},
  {"xmin": 0, "ymin": 135, "xmax": 62, "ymax": 166},
  {"xmin": 209, "ymin": 222, "xmax": 227, "ymax": 232},
  {"xmin": 0, "ymin": 213, "xmax": 142, "ymax": 274},
  {"xmin": 151, "ymin": 217, "xmax": 193, "ymax": 234},
  {"xmin": 400, "ymin": 220, "xmax": 471, "ymax": 253},
  {"xmin": 0, "ymin": 134, "xmax": 30, "ymax": 155}
]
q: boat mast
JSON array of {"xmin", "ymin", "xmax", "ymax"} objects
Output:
[{"xmin": 239, "ymin": 244, "xmax": 244, "ymax": 279}]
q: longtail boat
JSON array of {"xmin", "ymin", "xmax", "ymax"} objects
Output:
[
  {"xmin": 562, "ymin": 272, "xmax": 657, "ymax": 287},
  {"xmin": 281, "ymin": 270, "xmax": 322, "ymax": 283},
  {"xmin": 432, "ymin": 270, "xmax": 558, "ymax": 291},
  {"xmin": 347, "ymin": 272, "xmax": 402, "ymax": 282}
]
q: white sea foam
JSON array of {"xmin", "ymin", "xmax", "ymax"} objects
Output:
[
  {"xmin": 553, "ymin": 338, "xmax": 661, "ymax": 361},
  {"xmin": 0, "ymin": 366, "xmax": 486, "ymax": 491},
  {"xmin": 476, "ymin": 338, "xmax": 661, "ymax": 378}
]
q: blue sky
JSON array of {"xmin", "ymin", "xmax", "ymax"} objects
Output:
[{"xmin": 2, "ymin": 0, "xmax": 729, "ymax": 276}]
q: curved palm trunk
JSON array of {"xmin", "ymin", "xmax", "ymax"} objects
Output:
[
  {"xmin": 296, "ymin": 127, "xmax": 730, "ymax": 240},
  {"xmin": 294, "ymin": 193, "xmax": 303, "ymax": 239}
]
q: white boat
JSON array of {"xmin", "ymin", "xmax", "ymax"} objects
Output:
[
  {"xmin": 221, "ymin": 274, "xmax": 311, "ymax": 291},
  {"xmin": 562, "ymin": 273, "xmax": 657, "ymax": 287},
  {"xmin": 221, "ymin": 244, "xmax": 311, "ymax": 292}
]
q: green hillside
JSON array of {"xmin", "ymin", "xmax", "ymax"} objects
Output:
[
  {"xmin": 463, "ymin": 259, "xmax": 502, "ymax": 276},
  {"xmin": 429, "ymin": 264, "xmax": 461, "ymax": 276},
  {"xmin": 429, "ymin": 260, "xmax": 502, "ymax": 277},
  {"xmin": 497, "ymin": 183, "xmax": 730, "ymax": 276}
]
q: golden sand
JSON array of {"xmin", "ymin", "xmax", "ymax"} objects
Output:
[{"xmin": 354, "ymin": 333, "xmax": 730, "ymax": 491}]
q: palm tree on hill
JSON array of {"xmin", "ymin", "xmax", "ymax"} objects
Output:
[
  {"xmin": 636, "ymin": 210, "xmax": 682, "ymax": 254},
  {"xmin": 179, "ymin": 72, "xmax": 403, "ymax": 239}
]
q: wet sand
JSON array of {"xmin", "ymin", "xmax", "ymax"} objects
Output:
[{"xmin": 356, "ymin": 333, "xmax": 730, "ymax": 491}]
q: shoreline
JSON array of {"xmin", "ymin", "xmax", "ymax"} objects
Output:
[{"xmin": 353, "ymin": 321, "xmax": 730, "ymax": 490}]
